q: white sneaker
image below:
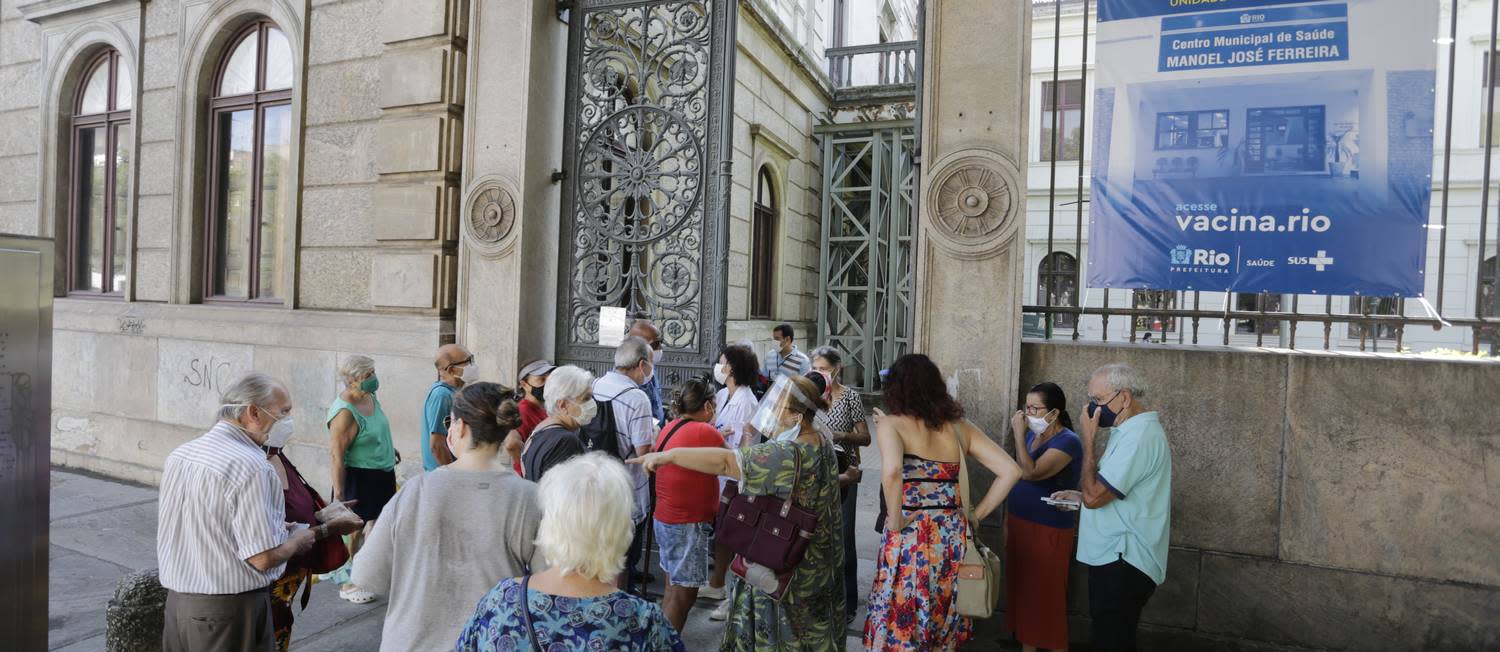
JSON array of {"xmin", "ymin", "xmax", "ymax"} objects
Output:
[
  {"xmin": 709, "ymin": 598, "xmax": 732, "ymax": 621},
  {"xmin": 698, "ymin": 585, "xmax": 726, "ymax": 601},
  {"xmin": 339, "ymin": 586, "xmax": 377, "ymax": 604}
]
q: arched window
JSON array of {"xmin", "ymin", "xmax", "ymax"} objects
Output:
[
  {"xmin": 206, "ymin": 21, "xmax": 294, "ymax": 301},
  {"xmin": 68, "ymin": 49, "xmax": 132, "ymax": 295},
  {"xmin": 751, "ymin": 166, "xmax": 778, "ymax": 319},
  {"xmin": 1037, "ymin": 252, "xmax": 1077, "ymax": 329}
]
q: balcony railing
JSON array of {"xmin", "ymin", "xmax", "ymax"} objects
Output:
[{"xmin": 826, "ymin": 41, "xmax": 919, "ymax": 104}]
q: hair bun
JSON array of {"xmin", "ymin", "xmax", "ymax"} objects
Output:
[{"xmin": 494, "ymin": 398, "xmax": 523, "ymax": 432}]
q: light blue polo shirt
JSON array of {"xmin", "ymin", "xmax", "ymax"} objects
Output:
[{"xmin": 1077, "ymin": 411, "xmax": 1172, "ymax": 585}]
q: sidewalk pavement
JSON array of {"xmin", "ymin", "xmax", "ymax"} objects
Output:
[{"xmin": 46, "ymin": 468, "xmax": 874, "ymax": 650}]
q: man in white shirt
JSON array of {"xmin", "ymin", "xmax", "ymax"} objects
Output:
[
  {"xmin": 591, "ymin": 337, "xmax": 657, "ymax": 590},
  {"xmin": 156, "ymin": 372, "xmax": 362, "ymax": 652}
]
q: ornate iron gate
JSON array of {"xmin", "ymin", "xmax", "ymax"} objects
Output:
[
  {"xmin": 555, "ymin": 1, "xmax": 736, "ymax": 382},
  {"xmin": 817, "ymin": 125, "xmax": 917, "ymax": 390}
]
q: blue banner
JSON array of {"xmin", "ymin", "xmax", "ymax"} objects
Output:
[{"xmin": 1088, "ymin": 0, "xmax": 1439, "ymax": 297}]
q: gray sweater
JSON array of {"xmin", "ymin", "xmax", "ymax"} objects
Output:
[{"xmin": 352, "ymin": 466, "xmax": 544, "ymax": 652}]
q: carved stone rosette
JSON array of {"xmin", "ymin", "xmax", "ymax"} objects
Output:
[
  {"xmin": 463, "ymin": 180, "xmax": 519, "ymax": 257},
  {"xmin": 924, "ymin": 150, "xmax": 1023, "ymax": 259}
]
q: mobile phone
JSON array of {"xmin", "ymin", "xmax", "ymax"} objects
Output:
[{"xmin": 1041, "ymin": 496, "xmax": 1081, "ymax": 510}]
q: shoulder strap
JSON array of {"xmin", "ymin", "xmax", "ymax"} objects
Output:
[
  {"xmin": 658, "ymin": 419, "xmax": 692, "ymax": 452},
  {"xmin": 951, "ymin": 423, "xmax": 977, "ymax": 531},
  {"xmin": 521, "ymin": 575, "xmax": 542, "ymax": 652}
]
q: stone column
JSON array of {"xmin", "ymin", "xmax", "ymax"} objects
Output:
[
  {"xmin": 454, "ymin": 1, "xmax": 566, "ymax": 382},
  {"xmin": 371, "ymin": 0, "xmax": 468, "ymax": 317},
  {"xmin": 913, "ymin": 2, "xmax": 1030, "ymax": 432}
]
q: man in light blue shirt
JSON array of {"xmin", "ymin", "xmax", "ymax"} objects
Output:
[
  {"xmin": 420, "ymin": 344, "xmax": 472, "ymax": 471},
  {"xmin": 1052, "ymin": 363, "xmax": 1171, "ymax": 652}
]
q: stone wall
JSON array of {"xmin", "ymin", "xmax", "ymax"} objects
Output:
[
  {"xmin": 727, "ymin": 1, "xmax": 829, "ymax": 328},
  {"xmin": 963, "ymin": 339, "xmax": 1500, "ymax": 650}
]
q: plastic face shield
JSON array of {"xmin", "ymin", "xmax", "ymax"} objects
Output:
[{"xmin": 747, "ymin": 376, "xmax": 813, "ymax": 442}]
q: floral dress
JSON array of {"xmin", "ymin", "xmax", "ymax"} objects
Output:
[
  {"xmin": 720, "ymin": 438, "xmax": 846, "ymax": 651},
  {"xmin": 454, "ymin": 577, "xmax": 683, "ymax": 651},
  {"xmin": 863, "ymin": 454, "xmax": 972, "ymax": 651}
]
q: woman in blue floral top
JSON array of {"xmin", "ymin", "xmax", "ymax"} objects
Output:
[{"xmin": 456, "ymin": 453, "xmax": 683, "ymax": 652}]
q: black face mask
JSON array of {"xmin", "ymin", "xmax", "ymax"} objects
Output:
[
  {"xmin": 529, "ymin": 385, "xmax": 545, "ymax": 402},
  {"xmin": 1087, "ymin": 391, "xmax": 1121, "ymax": 428}
]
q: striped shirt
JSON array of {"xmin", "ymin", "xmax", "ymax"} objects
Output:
[
  {"xmin": 762, "ymin": 345, "xmax": 811, "ymax": 382},
  {"xmin": 156, "ymin": 421, "xmax": 288, "ymax": 594}
]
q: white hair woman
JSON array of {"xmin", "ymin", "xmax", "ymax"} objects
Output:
[
  {"xmin": 327, "ymin": 354, "xmax": 398, "ymax": 604},
  {"xmin": 518, "ymin": 365, "xmax": 596, "ymax": 481},
  {"xmin": 456, "ymin": 453, "xmax": 683, "ymax": 651}
]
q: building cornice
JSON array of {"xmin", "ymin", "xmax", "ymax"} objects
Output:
[
  {"xmin": 741, "ymin": 0, "xmax": 835, "ymax": 96},
  {"xmin": 19, "ymin": 0, "xmax": 136, "ymax": 23}
]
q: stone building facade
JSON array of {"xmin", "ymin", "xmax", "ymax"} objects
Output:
[{"xmin": 0, "ymin": 0, "xmax": 840, "ymax": 486}]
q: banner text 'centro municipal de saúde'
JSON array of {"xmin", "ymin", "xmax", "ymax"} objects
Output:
[{"xmin": 1088, "ymin": 0, "xmax": 1439, "ymax": 296}]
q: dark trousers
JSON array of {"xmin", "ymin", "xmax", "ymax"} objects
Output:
[
  {"xmin": 1087, "ymin": 558, "xmax": 1157, "ymax": 652},
  {"xmin": 625, "ymin": 517, "xmax": 651, "ymax": 584},
  {"xmin": 163, "ymin": 588, "xmax": 273, "ymax": 652},
  {"xmin": 840, "ymin": 484, "xmax": 859, "ymax": 620}
]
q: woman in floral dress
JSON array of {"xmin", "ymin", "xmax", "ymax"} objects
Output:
[
  {"xmin": 634, "ymin": 374, "xmax": 845, "ymax": 651},
  {"xmin": 863, "ymin": 354, "xmax": 1023, "ymax": 651}
]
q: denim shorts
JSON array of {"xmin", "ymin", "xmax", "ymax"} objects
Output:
[{"xmin": 653, "ymin": 520, "xmax": 714, "ymax": 588}]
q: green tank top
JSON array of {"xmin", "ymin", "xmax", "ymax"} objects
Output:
[{"xmin": 327, "ymin": 395, "xmax": 397, "ymax": 471}]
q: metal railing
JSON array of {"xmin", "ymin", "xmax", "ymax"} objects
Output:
[
  {"xmin": 827, "ymin": 41, "xmax": 919, "ymax": 89},
  {"xmin": 1024, "ymin": 0, "xmax": 1500, "ymax": 355}
]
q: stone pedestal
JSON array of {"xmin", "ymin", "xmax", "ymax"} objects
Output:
[
  {"xmin": 104, "ymin": 569, "xmax": 165, "ymax": 652},
  {"xmin": 455, "ymin": 0, "xmax": 567, "ymax": 382},
  {"xmin": 913, "ymin": 2, "xmax": 1031, "ymax": 433}
]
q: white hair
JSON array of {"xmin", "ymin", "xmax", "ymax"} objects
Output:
[
  {"xmin": 613, "ymin": 336, "xmax": 651, "ymax": 370},
  {"xmin": 543, "ymin": 365, "xmax": 594, "ymax": 415},
  {"xmin": 1093, "ymin": 363, "xmax": 1150, "ymax": 400},
  {"xmin": 338, "ymin": 354, "xmax": 375, "ymax": 385},
  {"xmin": 534, "ymin": 452, "xmax": 635, "ymax": 582},
  {"xmin": 216, "ymin": 372, "xmax": 288, "ymax": 422}
]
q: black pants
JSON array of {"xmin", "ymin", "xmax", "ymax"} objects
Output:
[
  {"xmin": 1087, "ymin": 558, "xmax": 1157, "ymax": 652},
  {"xmin": 624, "ymin": 517, "xmax": 651, "ymax": 587},
  {"xmin": 840, "ymin": 484, "xmax": 859, "ymax": 620}
]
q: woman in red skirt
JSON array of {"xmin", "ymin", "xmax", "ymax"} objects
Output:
[{"xmin": 1006, "ymin": 381, "xmax": 1084, "ymax": 651}]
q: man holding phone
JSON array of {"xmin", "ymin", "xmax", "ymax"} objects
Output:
[{"xmin": 1051, "ymin": 363, "xmax": 1172, "ymax": 652}]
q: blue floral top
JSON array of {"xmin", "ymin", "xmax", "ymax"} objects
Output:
[{"xmin": 455, "ymin": 577, "xmax": 684, "ymax": 651}]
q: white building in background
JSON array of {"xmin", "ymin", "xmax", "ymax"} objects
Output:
[{"xmin": 1023, "ymin": 0, "xmax": 1498, "ymax": 353}]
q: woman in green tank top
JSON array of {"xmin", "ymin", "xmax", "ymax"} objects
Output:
[{"xmin": 328, "ymin": 354, "xmax": 399, "ymax": 604}]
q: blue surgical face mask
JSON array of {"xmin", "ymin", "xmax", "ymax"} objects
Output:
[{"xmin": 774, "ymin": 414, "xmax": 801, "ymax": 441}]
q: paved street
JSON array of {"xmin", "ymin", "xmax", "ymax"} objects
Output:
[{"xmin": 46, "ymin": 468, "xmax": 878, "ymax": 650}]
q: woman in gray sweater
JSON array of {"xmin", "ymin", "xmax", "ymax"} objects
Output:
[{"xmin": 352, "ymin": 381, "xmax": 544, "ymax": 651}]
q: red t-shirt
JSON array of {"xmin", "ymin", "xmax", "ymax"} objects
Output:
[
  {"xmin": 653, "ymin": 419, "xmax": 726, "ymax": 524},
  {"xmin": 514, "ymin": 399, "xmax": 548, "ymax": 475}
]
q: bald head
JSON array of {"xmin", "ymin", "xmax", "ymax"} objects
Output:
[
  {"xmin": 628, "ymin": 320, "xmax": 662, "ymax": 356},
  {"xmin": 435, "ymin": 344, "xmax": 472, "ymax": 386}
]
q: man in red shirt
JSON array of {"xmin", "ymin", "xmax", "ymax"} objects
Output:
[
  {"xmin": 650, "ymin": 378, "xmax": 727, "ymax": 631},
  {"xmin": 506, "ymin": 359, "xmax": 554, "ymax": 475}
]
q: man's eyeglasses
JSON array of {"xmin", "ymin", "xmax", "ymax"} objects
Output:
[{"xmin": 447, "ymin": 355, "xmax": 475, "ymax": 371}]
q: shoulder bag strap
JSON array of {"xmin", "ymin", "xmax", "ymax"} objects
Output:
[
  {"xmin": 951, "ymin": 423, "xmax": 977, "ymax": 532},
  {"xmin": 657, "ymin": 419, "xmax": 692, "ymax": 452},
  {"xmin": 521, "ymin": 574, "xmax": 542, "ymax": 652}
]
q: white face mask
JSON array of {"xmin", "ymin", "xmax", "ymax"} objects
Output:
[
  {"xmin": 264, "ymin": 414, "xmax": 294, "ymax": 449},
  {"xmin": 460, "ymin": 363, "xmax": 480, "ymax": 385},
  {"xmin": 774, "ymin": 417, "xmax": 802, "ymax": 442},
  {"xmin": 713, "ymin": 363, "xmax": 729, "ymax": 385},
  {"xmin": 574, "ymin": 398, "xmax": 598, "ymax": 426},
  {"xmin": 652, "ymin": 348, "xmax": 664, "ymax": 364},
  {"xmin": 1026, "ymin": 414, "xmax": 1052, "ymax": 434}
]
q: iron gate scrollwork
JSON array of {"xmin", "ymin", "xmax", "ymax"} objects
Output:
[{"xmin": 556, "ymin": 0, "xmax": 735, "ymax": 382}]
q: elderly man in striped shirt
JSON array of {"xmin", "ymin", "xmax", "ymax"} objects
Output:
[{"xmin": 157, "ymin": 372, "xmax": 363, "ymax": 652}]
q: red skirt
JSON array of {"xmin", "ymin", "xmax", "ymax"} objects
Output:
[{"xmin": 1005, "ymin": 513, "xmax": 1075, "ymax": 650}]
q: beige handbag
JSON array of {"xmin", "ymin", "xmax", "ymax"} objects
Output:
[{"xmin": 951, "ymin": 423, "xmax": 1002, "ymax": 618}]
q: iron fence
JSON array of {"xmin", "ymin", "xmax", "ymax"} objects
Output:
[{"xmin": 1024, "ymin": 0, "xmax": 1500, "ymax": 355}]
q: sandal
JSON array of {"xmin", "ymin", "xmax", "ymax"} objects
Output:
[{"xmin": 339, "ymin": 586, "xmax": 377, "ymax": 604}]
